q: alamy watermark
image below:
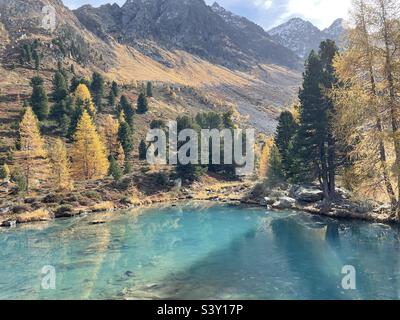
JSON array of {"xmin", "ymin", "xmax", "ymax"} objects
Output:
[
  {"xmin": 41, "ymin": 6, "xmax": 56, "ymax": 32},
  {"xmin": 145, "ymin": 121, "xmax": 255, "ymax": 176},
  {"xmin": 341, "ymin": 265, "xmax": 356, "ymax": 290},
  {"xmin": 41, "ymin": 265, "xmax": 56, "ymax": 290}
]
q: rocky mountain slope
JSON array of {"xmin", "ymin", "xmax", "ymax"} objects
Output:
[
  {"xmin": 0, "ymin": 0, "xmax": 305, "ymax": 135},
  {"xmin": 74, "ymin": 0, "xmax": 301, "ymax": 71},
  {"xmin": 268, "ymin": 18, "xmax": 346, "ymax": 59}
]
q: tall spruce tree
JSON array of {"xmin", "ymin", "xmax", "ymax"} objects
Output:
[
  {"xmin": 137, "ymin": 92, "xmax": 149, "ymax": 114},
  {"xmin": 139, "ymin": 139, "xmax": 147, "ymax": 161},
  {"xmin": 275, "ymin": 111, "xmax": 298, "ymax": 177},
  {"xmin": 118, "ymin": 120, "xmax": 133, "ymax": 158},
  {"xmin": 90, "ymin": 72, "xmax": 105, "ymax": 111},
  {"xmin": 119, "ymin": 95, "xmax": 135, "ymax": 127},
  {"xmin": 292, "ymin": 43, "xmax": 339, "ymax": 200},
  {"xmin": 146, "ymin": 81, "xmax": 153, "ymax": 97},
  {"xmin": 52, "ymin": 71, "xmax": 68, "ymax": 103},
  {"xmin": 30, "ymin": 76, "xmax": 49, "ymax": 121}
]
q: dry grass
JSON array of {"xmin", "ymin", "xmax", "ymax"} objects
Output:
[
  {"xmin": 90, "ymin": 201, "xmax": 115, "ymax": 213},
  {"xmin": 16, "ymin": 209, "xmax": 52, "ymax": 223}
]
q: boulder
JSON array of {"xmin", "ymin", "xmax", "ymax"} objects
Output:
[
  {"xmin": 272, "ymin": 197, "xmax": 296, "ymax": 210},
  {"xmin": 1, "ymin": 220, "xmax": 17, "ymax": 228},
  {"xmin": 291, "ymin": 186, "xmax": 323, "ymax": 203},
  {"xmin": 260, "ymin": 197, "xmax": 275, "ymax": 206}
]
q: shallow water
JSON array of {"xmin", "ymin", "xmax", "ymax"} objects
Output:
[{"xmin": 0, "ymin": 203, "xmax": 399, "ymax": 300}]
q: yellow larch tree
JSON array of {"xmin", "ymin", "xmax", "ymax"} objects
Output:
[
  {"xmin": 49, "ymin": 138, "xmax": 73, "ymax": 191},
  {"xmin": 15, "ymin": 107, "xmax": 48, "ymax": 192},
  {"xmin": 74, "ymin": 83, "xmax": 96, "ymax": 116},
  {"xmin": 100, "ymin": 115, "xmax": 120, "ymax": 158},
  {"xmin": 116, "ymin": 142, "xmax": 125, "ymax": 167},
  {"xmin": 72, "ymin": 111, "xmax": 109, "ymax": 180},
  {"xmin": 259, "ymin": 137, "xmax": 274, "ymax": 178}
]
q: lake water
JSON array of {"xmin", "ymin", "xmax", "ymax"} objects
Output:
[{"xmin": 0, "ymin": 202, "xmax": 399, "ymax": 300}]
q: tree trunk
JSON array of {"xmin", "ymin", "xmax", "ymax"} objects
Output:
[
  {"xmin": 320, "ymin": 142, "xmax": 330, "ymax": 202},
  {"xmin": 327, "ymin": 133, "xmax": 336, "ymax": 199}
]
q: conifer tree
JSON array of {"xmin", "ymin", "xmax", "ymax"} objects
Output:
[
  {"xmin": 259, "ymin": 137, "xmax": 274, "ymax": 178},
  {"xmin": 30, "ymin": 76, "xmax": 49, "ymax": 121},
  {"xmin": 33, "ymin": 50, "xmax": 40, "ymax": 72},
  {"xmin": 100, "ymin": 115, "xmax": 120, "ymax": 158},
  {"xmin": 137, "ymin": 92, "xmax": 149, "ymax": 114},
  {"xmin": 72, "ymin": 111, "xmax": 109, "ymax": 180},
  {"xmin": 90, "ymin": 72, "xmax": 104, "ymax": 111},
  {"xmin": 275, "ymin": 111, "xmax": 298, "ymax": 177},
  {"xmin": 139, "ymin": 139, "xmax": 147, "ymax": 161},
  {"xmin": 116, "ymin": 143, "xmax": 125, "ymax": 167},
  {"xmin": 118, "ymin": 120, "xmax": 133, "ymax": 158},
  {"xmin": 49, "ymin": 138, "xmax": 73, "ymax": 190},
  {"xmin": 16, "ymin": 107, "xmax": 47, "ymax": 191},
  {"xmin": 267, "ymin": 144, "xmax": 284, "ymax": 186},
  {"xmin": 74, "ymin": 83, "xmax": 96, "ymax": 117},
  {"xmin": 52, "ymin": 71, "xmax": 68, "ymax": 103},
  {"xmin": 111, "ymin": 81, "xmax": 119, "ymax": 97},
  {"xmin": 146, "ymin": 81, "xmax": 153, "ymax": 97},
  {"xmin": 119, "ymin": 95, "xmax": 135, "ymax": 126},
  {"xmin": 108, "ymin": 90, "xmax": 116, "ymax": 107},
  {"xmin": 108, "ymin": 157, "xmax": 122, "ymax": 182}
]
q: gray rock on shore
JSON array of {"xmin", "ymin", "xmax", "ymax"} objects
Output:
[
  {"xmin": 272, "ymin": 197, "xmax": 296, "ymax": 210},
  {"xmin": 290, "ymin": 185, "xmax": 324, "ymax": 203}
]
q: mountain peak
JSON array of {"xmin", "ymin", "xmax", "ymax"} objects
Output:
[
  {"xmin": 75, "ymin": 0, "xmax": 301, "ymax": 70},
  {"xmin": 268, "ymin": 17, "xmax": 345, "ymax": 59}
]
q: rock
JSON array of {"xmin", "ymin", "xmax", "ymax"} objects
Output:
[
  {"xmin": 336, "ymin": 187, "xmax": 352, "ymax": 200},
  {"xmin": 291, "ymin": 186, "xmax": 323, "ymax": 203},
  {"xmin": 89, "ymin": 220, "xmax": 106, "ymax": 225},
  {"xmin": 373, "ymin": 204, "xmax": 392, "ymax": 214},
  {"xmin": 260, "ymin": 197, "xmax": 275, "ymax": 206},
  {"xmin": 272, "ymin": 197, "xmax": 296, "ymax": 210},
  {"xmin": 1, "ymin": 220, "xmax": 17, "ymax": 228},
  {"xmin": 0, "ymin": 207, "xmax": 11, "ymax": 215},
  {"xmin": 125, "ymin": 271, "xmax": 135, "ymax": 277}
]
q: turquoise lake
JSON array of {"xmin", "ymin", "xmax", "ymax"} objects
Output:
[{"xmin": 0, "ymin": 202, "xmax": 399, "ymax": 300}]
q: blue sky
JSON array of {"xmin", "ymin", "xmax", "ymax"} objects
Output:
[{"xmin": 63, "ymin": 0, "xmax": 351, "ymax": 30}]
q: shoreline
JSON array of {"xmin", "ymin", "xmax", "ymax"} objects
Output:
[{"xmin": 1, "ymin": 193, "xmax": 398, "ymax": 229}]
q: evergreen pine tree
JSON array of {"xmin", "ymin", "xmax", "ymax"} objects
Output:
[
  {"xmin": 146, "ymin": 81, "xmax": 153, "ymax": 97},
  {"xmin": 111, "ymin": 81, "xmax": 119, "ymax": 97},
  {"xmin": 139, "ymin": 139, "xmax": 147, "ymax": 160},
  {"xmin": 108, "ymin": 157, "xmax": 122, "ymax": 182},
  {"xmin": 137, "ymin": 92, "xmax": 149, "ymax": 114},
  {"xmin": 119, "ymin": 95, "xmax": 135, "ymax": 126},
  {"xmin": 30, "ymin": 77, "xmax": 49, "ymax": 121},
  {"xmin": 275, "ymin": 111, "xmax": 298, "ymax": 178},
  {"xmin": 52, "ymin": 71, "xmax": 68, "ymax": 103},
  {"xmin": 118, "ymin": 121, "xmax": 133, "ymax": 158},
  {"xmin": 90, "ymin": 72, "xmax": 104, "ymax": 111}
]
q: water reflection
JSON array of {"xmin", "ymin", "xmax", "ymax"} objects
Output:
[{"xmin": 0, "ymin": 204, "xmax": 399, "ymax": 300}]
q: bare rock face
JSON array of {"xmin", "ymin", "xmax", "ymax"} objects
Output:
[
  {"xmin": 268, "ymin": 18, "xmax": 346, "ymax": 59},
  {"xmin": 74, "ymin": 0, "xmax": 301, "ymax": 71}
]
